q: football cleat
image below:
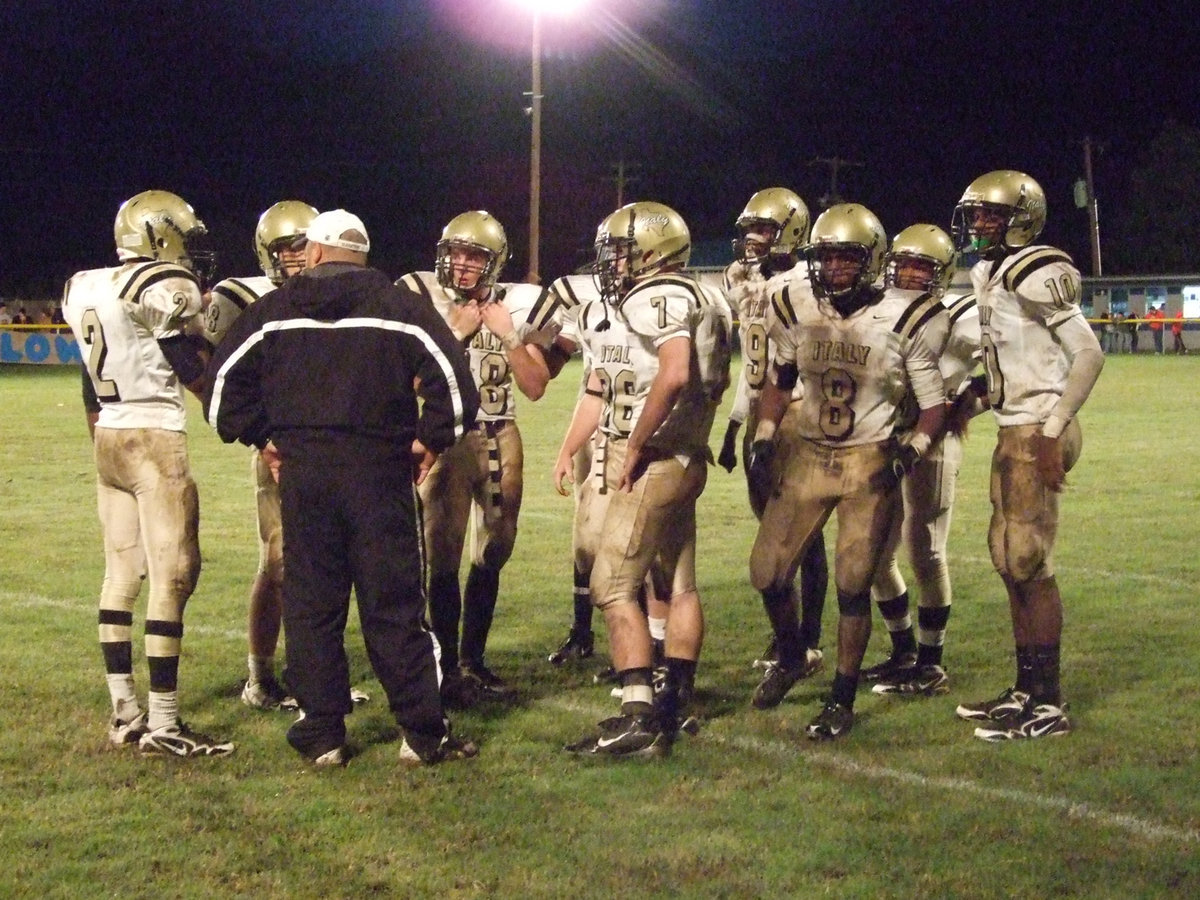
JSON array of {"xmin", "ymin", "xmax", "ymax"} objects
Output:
[
  {"xmin": 241, "ymin": 676, "xmax": 298, "ymax": 711},
  {"xmin": 399, "ymin": 732, "xmax": 479, "ymax": 767},
  {"xmin": 138, "ymin": 720, "xmax": 235, "ymax": 758},
  {"xmin": 548, "ymin": 628, "xmax": 595, "ymax": 665},
  {"xmin": 312, "ymin": 746, "xmax": 348, "ymax": 768},
  {"xmin": 439, "ymin": 668, "xmax": 480, "ymax": 710},
  {"xmin": 955, "ymin": 686, "xmax": 1030, "ymax": 722},
  {"xmin": 592, "ymin": 664, "xmax": 618, "ymax": 685},
  {"xmin": 751, "ymin": 635, "xmax": 778, "ymax": 670},
  {"xmin": 108, "ymin": 710, "xmax": 148, "ymax": 747},
  {"xmin": 461, "ymin": 662, "xmax": 514, "ymax": 699},
  {"xmin": 973, "ymin": 703, "xmax": 1071, "ymax": 742},
  {"xmin": 566, "ymin": 713, "xmax": 671, "ymax": 759},
  {"xmin": 751, "ymin": 649, "xmax": 824, "ymax": 710},
  {"xmin": 860, "ymin": 651, "xmax": 918, "ymax": 683},
  {"xmin": 350, "ymin": 686, "xmax": 371, "ymax": 705},
  {"xmin": 871, "ymin": 664, "xmax": 949, "ymax": 697},
  {"xmin": 805, "ymin": 701, "xmax": 854, "ymax": 740}
]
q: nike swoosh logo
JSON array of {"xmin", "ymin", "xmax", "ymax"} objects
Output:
[{"xmin": 595, "ymin": 735, "xmax": 626, "ymax": 748}]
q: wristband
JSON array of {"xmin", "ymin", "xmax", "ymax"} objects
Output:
[
  {"xmin": 753, "ymin": 420, "xmax": 777, "ymax": 443},
  {"xmin": 1041, "ymin": 414, "xmax": 1067, "ymax": 440},
  {"xmin": 907, "ymin": 431, "xmax": 932, "ymax": 459},
  {"xmin": 499, "ymin": 330, "xmax": 522, "ymax": 352}
]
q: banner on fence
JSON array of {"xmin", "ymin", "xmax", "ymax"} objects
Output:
[{"xmin": 0, "ymin": 328, "xmax": 82, "ymax": 365}]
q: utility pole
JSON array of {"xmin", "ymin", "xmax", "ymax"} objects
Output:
[
  {"xmin": 1082, "ymin": 136, "xmax": 1103, "ymax": 277},
  {"xmin": 610, "ymin": 159, "xmax": 640, "ymax": 209},
  {"xmin": 809, "ymin": 155, "xmax": 864, "ymax": 208}
]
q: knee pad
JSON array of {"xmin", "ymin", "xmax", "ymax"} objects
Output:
[{"xmin": 837, "ymin": 587, "xmax": 872, "ymax": 617}]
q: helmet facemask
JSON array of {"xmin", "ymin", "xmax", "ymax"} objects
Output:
[
  {"xmin": 181, "ymin": 226, "xmax": 216, "ymax": 290},
  {"xmin": 436, "ymin": 240, "xmax": 501, "ymax": 300},
  {"xmin": 732, "ymin": 219, "xmax": 783, "ymax": 266},
  {"xmin": 806, "ymin": 243, "xmax": 874, "ymax": 305},
  {"xmin": 884, "ymin": 252, "xmax": 946, "ymax": 295}
]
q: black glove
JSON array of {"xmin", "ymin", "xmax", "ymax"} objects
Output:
[
  {"xmin": 718, "ymin": 421, "xmax": 740, "ymax": 473},
  {"xmin": 888, "ymin": 442, "xmax": 922, "ymax": 484},
  {"xmin": 747, "ymin": 439, "xmax": 776, "ymax": 509}
]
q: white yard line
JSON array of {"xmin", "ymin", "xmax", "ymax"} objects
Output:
[{"xmin": 544, "ymin": 695, "xmax": 1200, "ymax": 846}]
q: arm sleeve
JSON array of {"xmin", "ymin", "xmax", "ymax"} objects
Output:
[{"xmin": 1043, "ymin": 313, "xmax": 1104, "ymax": 437}]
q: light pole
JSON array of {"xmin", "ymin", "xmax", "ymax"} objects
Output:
[
  {"xmin": 517, "ymin": 0, "xmax": 586, "ymax": 284},
  {"xmin": 526, "ymin": 9, "xmax": 543, "ymax": 284}
]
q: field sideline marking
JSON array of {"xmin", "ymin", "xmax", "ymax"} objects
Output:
[{"xmin": 545, "ymin": 696, "xmax": 1200, "ymax": 846}]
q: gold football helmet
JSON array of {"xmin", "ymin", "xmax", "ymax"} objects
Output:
[
  {"xmin": 435, "ymin": 211, "xmax": 509, "ymax": 295},
  {"xmin": 733, "ymin": 187, "xmax": 810, "ymax": 264},
  {"xmin": 804, "ymin": 203, "xmax": 886, "ymax": 299},
  {"xmin": 255, "ymin": 201, "xmax": 318, "ymax": 283},
  {"xmin": 593, "ymin": 201, "xmax": 691, "ymax": 303},
  {"xmin": 884, "ymin": 224, "xmax": 957, "ymax": 296},
  {"xmin": 952, "ymin": 170, "xmax": 1046, "ymax": 255},
  {"xmin": 114, "ymin": 190, "xmax": 214, "ymax": 284}
]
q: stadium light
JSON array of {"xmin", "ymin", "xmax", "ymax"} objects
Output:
[{"xmin": 512, "ymin": 0, "xmax": 589, "ymax": 284}]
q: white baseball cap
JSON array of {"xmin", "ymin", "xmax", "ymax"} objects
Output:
[{"xmin": 295, "ymin": 209, "xmax": 370, "ymax": 253}]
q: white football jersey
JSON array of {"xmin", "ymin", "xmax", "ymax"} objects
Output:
[
  {"xmin": 940, "ymin": 292, "xmax": 982, "ymax": 399},
  {"xmin": 62, "ymin": 261, "xmax": 204, "ymax": 431},
  {"xmin": 768, "ymin": 284, "xmax": 947, "ymax": 446},
  {"xmin": 202, "ymin": 275, "xmax": 275, "ymax": 346},
  {"xmin": 546, "ymin": 273, "xmax": 600, "ymax": 353},
  {"xmin": 398, "ymin": 272, "xmax": 561, "ymax": 422},
  {"xmin": 970, "ymin": 246, "xmax": 1085, "ymax": 426},
  {"xmin": 577, "ymin": 273, "xmax": 732, "ymax": 459},
  {"xmin": 723, "ymin": 260, "xmax": 806, "ymax": 423}
]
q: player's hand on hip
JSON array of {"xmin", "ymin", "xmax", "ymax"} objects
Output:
[
  {"xmin": 412, "ymin": 439, "xmax": 437, "ymax": 486},
  {"xmin": 262, "ymin": 440, "xmax": 282, "ymax": 483},
  {"xmin": 1032, "ymin": 431, "xmax": 1066, "ymax": 492}
]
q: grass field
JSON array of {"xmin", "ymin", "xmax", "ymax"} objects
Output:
[{"xmin": 1, "ymin": 356, "xmax": 1198, "ymax": 899}]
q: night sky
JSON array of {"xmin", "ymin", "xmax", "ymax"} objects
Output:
[{"xmin": 3, "ymin": 0, "xmax": 1197, "ymax": 297}]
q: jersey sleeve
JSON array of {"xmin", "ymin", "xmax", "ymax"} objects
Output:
[
  {"xmin": 204, "ymin": 278, "xmax": 265, "ymax": 345},
  {"xmin": 622, "ymin": 283, "xmax": 693, "ymax": 346},
  {"xmin": 120, "ymin": 262, "xmax": 204, "ymax": 340},
  {"xmin": 1005, "ymin": 248, "xmax": 1083, "ymax": 329}
]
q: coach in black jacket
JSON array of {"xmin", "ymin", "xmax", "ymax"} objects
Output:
[{"xmin": 205, "ymin": 209, "xmax": 480, "ymax": 766}]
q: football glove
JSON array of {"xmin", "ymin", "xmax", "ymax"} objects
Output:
[
  {"xmin": 747, "ymin": 439, "xmax": 776, "ymax": 509},
  {"xmin": 718, "ymin": 421, "xmax": 741, "ymax": 473}
]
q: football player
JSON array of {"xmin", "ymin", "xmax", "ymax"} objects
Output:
[
  {"xmin": 718, "ymin": 188, "xmax": 829, "ymax": 707},
  {"xmin": 556, "ymin": 201, "xmax": 732, "ymax": 758},
  {"xmin": 949, "ymin": 171, "xmax": 1104, "ymax": 741},
  {"xmin": 398, "ymin": 211, "xmax": 559, "ymax": 705},
  {"xmin": 862, "ymin": 224, "xmax": 981, "ymax": 697},
  {"xmin": 62, "ymin": 190, "xmax": 233, "ymax": 758},
  {"xmin": 204, "ymin": 201, "xmax": 367, "ymax": 711},
  {"xmin": 543, "ymin": 273, "xmax": 607, "ymax": 666},
  {"xmin": 749, "ymin": 203, "xmax": 948, "ymax": 740}
]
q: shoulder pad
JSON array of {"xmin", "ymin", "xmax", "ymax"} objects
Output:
[
  {"xmin": 893, "ymin": 292, "xmax": 944, "ymax": 340},
  {"xmin": 117, "ymin": 261, "xmax": 197, "ymax": 303},
  {"xmin": 770, "ymin": 283, "xmax": 803, "ymax": 327},
  {"xmin": 211, "ymin": 278, "xmax": 265, "ymax": 312},
  {"xmin": 944, "ymin": 293, "xmax": 977, "ymax": 326},
  {"xmin": 1002, "ymin": 247, "xmax": 1075, "ymax": 293}
]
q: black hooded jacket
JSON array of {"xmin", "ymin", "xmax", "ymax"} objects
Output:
[{"xmin": 204, "ymin": 262, "xmax": 478, "ymax": 460}]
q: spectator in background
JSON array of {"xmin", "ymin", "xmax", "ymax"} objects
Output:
[
  {"xmin": 1125, "ymin": 310, "xmax": 1140, "ymax": 353},
  {"xmin": 1146, "ymin": 304, "xmax": 1166, "ymax": 353},
  {"xmin": 36, "ymin": 307, "xmax": 53, "ymax": 325},
  {"xmin": 1112, "ymin": 311, "xmax": 1128, "ymax": 353},
  {"xmin": 1171, "ymin": 311, "xmax": 1186, "ymax": 354},
  {"xmin": 1099, "ymin": 311, "xmax": 1114, "ymax": 353},
  {"xmin": 0, "ymin": 302, "xmax": 12, "ymax": 324},
  {"xmin": 51, "ymin": 303, "xmax": 66, "ymax": 325},
  {"xmin": 12, "ymin": 306, "xmax": 31, "ymax": 325}
]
